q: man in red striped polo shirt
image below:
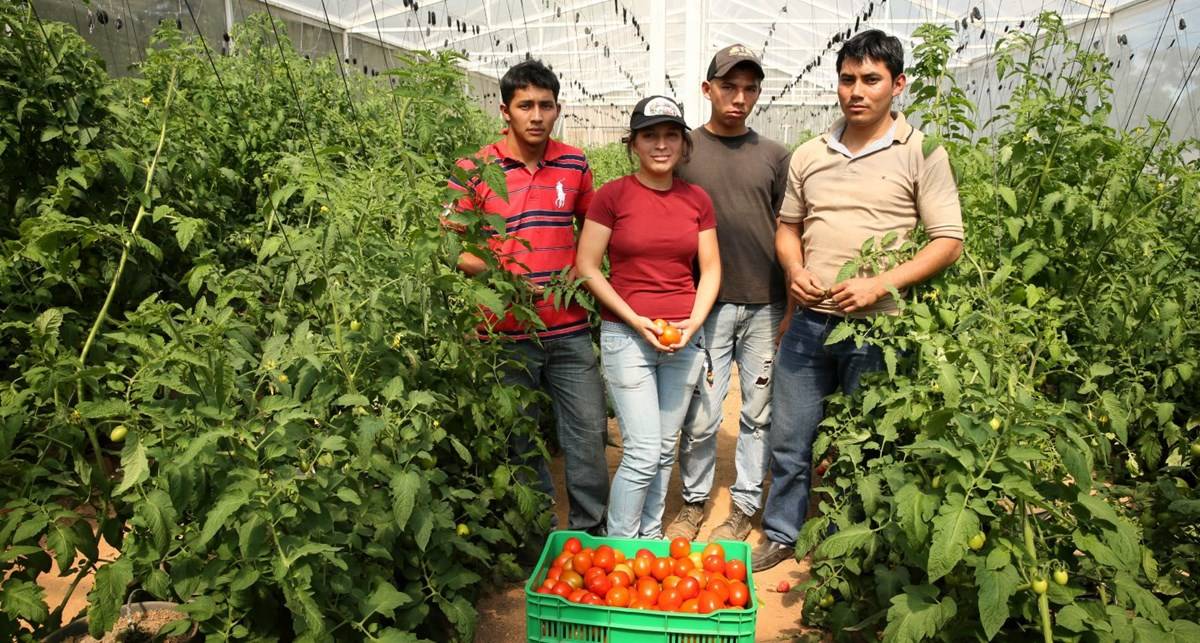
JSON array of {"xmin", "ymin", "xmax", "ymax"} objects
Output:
[{"xmin": 447, "ymin": 60, "xmax": 608, "ymax": 535}]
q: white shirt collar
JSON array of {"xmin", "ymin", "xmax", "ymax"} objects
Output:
[{"xmin": 826, "ymin": 118, "xmax": 899, "ymax": 160}]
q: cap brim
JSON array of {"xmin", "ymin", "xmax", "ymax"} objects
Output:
[
  {"xmin": 710, "ymin": 59, "xmax": 765, "ymax": 80},
  {"xmin": 632, "ymin": 115, "xmax": 690, "ymax": 131}
]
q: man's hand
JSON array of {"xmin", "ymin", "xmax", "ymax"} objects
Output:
[
  {"xmin": 787, "ymin": 265, "xmax": 827, "ymax": 306},
  {"xmin": 830, "ymin": 277, "xmax": 888, "ymax": 314}
]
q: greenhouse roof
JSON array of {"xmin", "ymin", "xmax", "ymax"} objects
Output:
[{"xmin": 258, "ymin": 0, "xmax": 1147, "ymax": 107}]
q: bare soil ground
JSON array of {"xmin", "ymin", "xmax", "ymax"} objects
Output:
[{"xmin": 475, "ymin": 372, "xmax": 826, "ymax": 642}]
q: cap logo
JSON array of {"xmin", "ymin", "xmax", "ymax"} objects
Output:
[
  {"xmin": 727, "ymin": 45, "xmax": 754, "ymax": 58},
  {"xmin": 643, "ymin": 97, "xmax": 682, "ymax": 118}
]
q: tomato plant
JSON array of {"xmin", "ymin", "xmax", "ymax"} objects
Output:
[
  {"xmin": 0, "ymin": 9, "xmax": 560, "ymax": 641},
  {"xmin": 794, "ymin": 14, "xmax": 1200, "ymax": 641}
]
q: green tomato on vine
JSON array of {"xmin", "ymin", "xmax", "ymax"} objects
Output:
[
  {"xmin": 968, "ymin": 532, "xmax": 986, "ymax": 551},
  {"xmin": 109, "ymin": 425, "xmax": 128, "ymax": 442},
  {"xmin": 1053, "ymin": 569, "xmax": 1068, "ymax": 586},
  {"xmin": 1031, "ymin": 577, "xmax": 1048, "ymax": 595}
]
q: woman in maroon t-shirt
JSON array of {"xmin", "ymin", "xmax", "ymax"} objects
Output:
[{"xmin": 575, "ymin": 96, "xmax": 722, "ymax": 538}]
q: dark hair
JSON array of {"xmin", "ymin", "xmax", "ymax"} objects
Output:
[
  {"xmin": 836, "ymin": 29, "xmax": 905, "ymax": 80},
  {"xmin": 500, "ymin": 59, "xmax": 560, "ymax": 104},
  {"xmin": 622, "ymin": 125, "xmax": 694, "ymax": 165}
]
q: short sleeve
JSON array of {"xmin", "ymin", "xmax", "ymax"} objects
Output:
[
  {"xmin": 771, "ymin": 145, "xmax": 790, "ymax": 214},
  {"xmin": 585, "ymin": 181, "xmax": 617, "ymax": 228},
  {"xmin": 694, "ymin": 186, "xmax": 717, "ymax": 231},
  {"xmin": 917, "ymin": 146, "xmax": 965, "ymax": 240},
  {"xmin": 574, "ymin": 161, "xmax": 595, "ymax": 222},
  {"xmin": 777, "ymin": 149, "xmax": 807, "ymax": 224}
]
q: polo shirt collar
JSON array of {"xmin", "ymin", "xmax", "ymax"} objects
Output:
[
  {"xmin": 491, "ymin": 137, "xmax": 567, "ymax": 164},
  {"xmin": 824, "ymin": 111, "xmax": 914, "ymax": 159}
]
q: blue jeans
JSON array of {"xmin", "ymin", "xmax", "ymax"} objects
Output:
[
  {"xmin": 762, "ymin": 308, "xmax": 884, "ymax": 546},
  {"xmin": 505, "ymin": 332, "xmax": 609, "ymax": 533},
  {"xmin": 601, "ymin": 321, "xmax": 706, "ymax": 538},
  {"xmin": 678, "ymin": 302, "xmax": 784, "ymax": 515}
]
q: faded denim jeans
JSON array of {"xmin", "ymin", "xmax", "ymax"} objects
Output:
[
  {"xmin": 677, "ymin": 301, "xmax": 784, "ymax": 516},
  {"xmin": 761, "ymin": 308, "xmax": 884, "ymax": 546},
  {"xmin": 600, "ymin": 320, "xmax": 705, "ymax": 538},
  {"xmin": 506, "ymin": 331, "xmax": 609, "ymax": 534}
]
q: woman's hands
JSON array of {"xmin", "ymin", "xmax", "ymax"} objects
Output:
[{"xmin": 632, "ymin": 316, "xmax": 699, "ymax": 353}]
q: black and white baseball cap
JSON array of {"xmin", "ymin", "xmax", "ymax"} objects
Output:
[{"xmin": 629, "ymin": 95, "xmax": 688, "ymax": 131}]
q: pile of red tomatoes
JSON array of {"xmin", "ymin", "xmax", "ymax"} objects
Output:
[{"xmin": 533, "ymin": 536, "xmax": 751, "ymax": 613}]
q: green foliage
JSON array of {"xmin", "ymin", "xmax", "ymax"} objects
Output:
[
  {"xmin": 798, "ymin": 12, "xmax": 1200, "ymax": 641},
  {"xmin": 583, "ymin": 141, "xmax": 635, "ymax": 187},
  {"xmin": 1, "ymin": 7, "xmax": 554, "ymax": 641}
]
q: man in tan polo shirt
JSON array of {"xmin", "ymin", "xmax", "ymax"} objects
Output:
[{"xmin": 753, "ymin": 29, "xmax": 964, "ymax": 571}]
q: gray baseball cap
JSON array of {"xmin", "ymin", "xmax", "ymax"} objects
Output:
[{"xmin": 707, "ymin": 44, "xmax": 765, "ymax": 80}]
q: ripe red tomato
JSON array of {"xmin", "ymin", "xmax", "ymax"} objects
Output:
[
  {"xmin": 540, "ymin": 577, "xmax": 556, "ymax": 591},
  {"xmin": 660, "ymin": 325, "xmax": 682, "ymax": 345},
  {"xmin": 636, "ymin": 548, "xmax": 655, "ymax": 561},
  {"xmin": 585, "ymin": 573, "xmax": 611, "ymax": 597},
  {"xmin": 572, "ymin": 551, "xmax": 593, "ymax": 573},
  {"xmin": 536, "ymin": 584, "xmax": 554, "ymax": 594},
  {"xmin": 672, "ymin": 556, "xmax": 695, "ymax": 577},
  {"xmin": 702, "ymin": 555, "xmax": 725, "ymax": 575},
  {"xmin": 686, "ymin": 569, "xmax": 709, "ymax": 587},
  {"xmin": 680, "ymin": 598, "xmax": 700, "ymax": 613},
  {"xmin": 568, "ymin": 588, "xmax": 588, "ymax": 603},
  {"xmin": 606, "ymin": 586, "xmax": 631, "ymax": 607},
  {"xmin": 631, "ymin": 556, "xmax": 652, "ymax": 579},
  {"xmin": 636, "ymin": 578, "xmax": 660, "ymax": 605},
  {"xmin": 677, "ymin": 576, "xmax": 701, "ymax": 600},
  {"xmin": 563, "ymin": 537, "xmax": 583, "ymax": 555},
  {"xmin": 658, "ymin": 587, "xmax": 683, "ymax": 611},
  {"xmin": 583, "ymin": 593, "xmax": 605, "ymax": 606},
  {"xmin": 701, "ymin": 543, "xmax": 725, "ymax": 560},
  {"xmin": 697, "ymin": 590, "xmax": 721, "ymax": 614},
  {"xmin": 776, "ymin": 580, "xmax": 790, "ymax": 593},
  {"xmin": 545, "ymin": 566, "xmax": 563, "ymax": 582},
  {"xmin": 613, "ymin": 549, "xmax": 627, "ymax": 564},
  {"xmin": 551, "ymin": 581, "xmax": 572, "ymax": 597},
  {"xmin": 594, "ymin": 548, "xmax": 616, "ymax": 572},
  {"xmin": 725, "ymin": 559, "xmax": 747, "ymax": 582},
  {"xmin": 727, "ymin": 581, "xmax": 749, "ymax": 608},
  {"xmin": 706, "ymin": 578, "xmax": 730, "ymax": 604},
  {"xmin": 584, "ymin": 566, "xmax": 606, "ymax": 581},
  {"xmin": 553, "ymin": 552, "xmax": 573, "ymax": 569},
  {"xmin": 610, "ymin": 571, "xmax": 632, "ymax": 588},
  {"xmin": 662, "ymin": 575, "xmax": 682, "ymax": 590},
  {"xmin": 651, "ymin": 557, "xmax": 674, "ymax": 581},
  {"xmin": 670, "ymin": 537, "xmax": 691, "ymax": 560}
]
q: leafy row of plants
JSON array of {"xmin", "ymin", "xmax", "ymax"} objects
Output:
[
  {"xmin": 2, "ymin": 4, "xmax": 558, "ymax": 641},
  {"xmin": 796, "ymin": 14, "xmax": 1199, "ymax": 642}
]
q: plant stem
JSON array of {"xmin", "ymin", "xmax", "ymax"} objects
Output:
[{"xmin": 1021, "ymin": 499, "xmax": 1053, "ymax": 643}]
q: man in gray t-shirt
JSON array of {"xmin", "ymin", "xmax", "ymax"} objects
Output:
[{"xmin": 664, "ymin": 44, "xmax": 791, "ymax": 543}]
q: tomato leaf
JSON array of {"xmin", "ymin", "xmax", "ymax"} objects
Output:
[
  {"xmin": 86, "ymin": 556, "xmax": 132, "ymax": 638},
  {"xmin": 198, "ymin": 487, "xmax": 250, "ymax": 547},
  {"xmin": 113, "ymin": 438, "xmax": 149, "ymax": 494},
  {"xmin": 975, "ymin": 564, "xmax": 1019, "ymax": 639},
  {"xmin": 390, "ymin": 469, "xmax": 420, "ymax": 531},
  {"xmin": 0, "ymin": 578, "xmax": 49, "ymax": 624},
  {"xmin": 882, "ymin": 584, "xmax": 957, "ymax": 643},
  {"xmin": 815, "ymin": 523, "xmax": 875, "ymax": 560},
  {"xmin": 926, "ymin": 495, "xmax": 979, "ymax": 581}
]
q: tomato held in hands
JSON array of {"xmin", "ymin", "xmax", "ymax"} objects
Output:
[{"xmin": 660, "ymin": 325, "xmax": 682, "ymax": 345}]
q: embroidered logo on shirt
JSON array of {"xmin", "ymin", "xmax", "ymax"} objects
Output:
[{"xmin": 555, "ymin": 180, "xmax": 566, "ymax": 208}]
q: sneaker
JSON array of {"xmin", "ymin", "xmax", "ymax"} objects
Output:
[
  {"xmin": 708, "ymin": 505, "xmax": 753, "ymax": 542},
  {"xmin": 664, "ymin": 501, "xmax": 706, "ymax": 541},
  {"xmin": 751, "ymin": 540, "xmax": 795, "ymax": 572}
]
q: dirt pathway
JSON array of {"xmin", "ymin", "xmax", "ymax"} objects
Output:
[{"xmin": 475, "ymin": 372, "xmax": 825, "ymax": 642}]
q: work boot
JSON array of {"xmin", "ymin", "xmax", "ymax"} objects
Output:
[
  {"xmin": 664, "ymin": 501, "xmax": 706, "ymax": 541},
  {"xmin": 708, "ymin": 505, "xmax": 753, "ymax": 542},
  {"xmin": 751, "ymin": 540, "xmax": 795, "ymax": 572}
]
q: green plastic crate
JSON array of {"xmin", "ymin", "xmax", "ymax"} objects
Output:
[{"xmin": 525, "ymin": 531, "xmax": 757, "ymax": 643}]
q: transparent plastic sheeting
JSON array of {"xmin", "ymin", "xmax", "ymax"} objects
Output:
[{"xmin": 23, "ymin": 0, "xmax": 1198, "ymax": 147}]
